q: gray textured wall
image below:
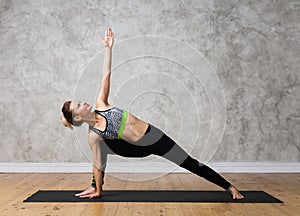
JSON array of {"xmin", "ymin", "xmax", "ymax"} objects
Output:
[{"xmin": 0, "ymin": 0, "xmax": 299, "ymax": 163}]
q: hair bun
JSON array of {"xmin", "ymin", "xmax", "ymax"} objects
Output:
[{"xmin": 61, "ymin": 113, "xmax": 73, "ymax": 130}]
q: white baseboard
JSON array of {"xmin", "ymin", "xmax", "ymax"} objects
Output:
[{"xmin": 0, "ymin": 162, "xmax": 300, "ymax": 173}]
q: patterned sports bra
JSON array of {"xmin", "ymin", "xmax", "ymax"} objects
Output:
[{"xmin": 89, "ymin": 107, "xmax": 128, "ymax": 139}]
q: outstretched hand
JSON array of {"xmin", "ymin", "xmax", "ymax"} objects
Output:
[{"xmin": 100, "ymin": 27, "xmax": 114, "ymax": 48}]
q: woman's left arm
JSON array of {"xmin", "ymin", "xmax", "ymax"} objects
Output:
[{"xmin": 96, "ymin": 27, "xmax": 114, "ymax": 108}]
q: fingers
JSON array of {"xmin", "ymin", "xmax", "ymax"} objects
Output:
[
  {"xmin": 75, "ymin": 192, "xmax": 84, "ymax": 196},
  {"xmin": 106, "ymin": 27, "xmax": 113, "ymax": 37},
  {"xmin": 78, "ymin": 193, "xmax": 95, "ymax": 198},
  {"xmin": 79, "ymin": 194, "xmax": 91, "ymax": 198},
  {"xmin": 79, "ymin": 193, "xmax": 100, "ymax": 199},
  {"xmin": 100, "ymin": 27, "xmax": 114, "ymax": 47},
  {"xmin": 75, "ymin": 187, "xmax": 96, "ymax": 197},
  {"xmin": 75, "ymin": 191, "xmax": 88, "ymax": 197}
]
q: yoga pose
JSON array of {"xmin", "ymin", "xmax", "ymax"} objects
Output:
[{"xmin": 61, "ymin": 27, "xmax": 244, "ymax": 199}]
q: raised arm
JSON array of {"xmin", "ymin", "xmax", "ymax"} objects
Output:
[{"xmin": 96, "ymin": 27, "xmax": 114, "ymax": 109}]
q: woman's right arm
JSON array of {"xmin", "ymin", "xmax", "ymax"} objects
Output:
[
  {"xmin": 77, "ymin": 132, "xmax": 103, "ymax": 199},
  {"xmin": 91, "ymin": 141, "xmax": 108, "ymax": 188}
]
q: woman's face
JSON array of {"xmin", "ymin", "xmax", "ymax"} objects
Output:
[{"xmin": 70, "ymin": 101, "xmax": 92, "ymax": 119}]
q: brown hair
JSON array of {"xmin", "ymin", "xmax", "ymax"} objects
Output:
[{"xmin": 61, "ymin": 101, "xmax": 83, "ymax": 129}]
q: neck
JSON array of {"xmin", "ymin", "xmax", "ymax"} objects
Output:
[{"xmin": 82, "ymin": 111, "xmax": 97, "ymax": 127}]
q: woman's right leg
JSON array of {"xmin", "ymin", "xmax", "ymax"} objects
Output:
[{"xmin": 144, "ymin": 125, "xmax": 232, "ymax": 191}]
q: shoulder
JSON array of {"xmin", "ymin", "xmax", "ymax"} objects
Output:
[{"xmin": 88, "ymin": 129, "xmax": 103, "ymax": 143}]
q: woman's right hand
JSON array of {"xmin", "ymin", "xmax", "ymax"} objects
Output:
[
  {"xmin": 75, "ymin": 186, "xmax": 103, "ymax": 197},
  {"xmin": 75, "ymin": 187, "xmax": 96, "ymax": 197},
  {"xmin": 100, "ymin": 27, "xmax": 114, "ymax": 48}
]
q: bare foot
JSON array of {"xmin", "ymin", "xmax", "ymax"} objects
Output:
[{"xmin": 229, "ymin": 186, "xmax": 244, "ymax": 200}]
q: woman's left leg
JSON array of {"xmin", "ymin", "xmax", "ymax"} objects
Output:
[{"xmin": 91, "ymin": 138, "xmax": 152, "ymax": 189}]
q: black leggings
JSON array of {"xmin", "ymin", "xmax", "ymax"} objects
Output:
[{"xmin": 91, "ymin": 124, "xmax": 232, "ymax": 190}]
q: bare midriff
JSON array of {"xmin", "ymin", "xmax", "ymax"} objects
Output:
[{"xmin": 121, "ymin": 113, "xmax": 149, "ymax": 142}]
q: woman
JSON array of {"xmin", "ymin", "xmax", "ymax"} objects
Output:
[{"xmin": 61, "ymin": 27, "xmax": 244, "ymax": 199}]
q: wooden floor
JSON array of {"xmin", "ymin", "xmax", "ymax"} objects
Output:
[{"xmin": 0, "ymin": 173, "xmax": 299, "ymax": 216}]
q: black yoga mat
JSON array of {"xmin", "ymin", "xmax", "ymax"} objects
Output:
[{"xmin": 23, "ymin": 190, "xmax": 283, "ymax": 203}]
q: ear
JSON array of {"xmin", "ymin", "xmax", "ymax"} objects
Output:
[{"xmin": 74, "ymin": 116, "xmax": 82, "ymax": 122}]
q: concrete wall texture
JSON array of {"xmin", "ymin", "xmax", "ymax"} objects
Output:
[{"xmin": 0, "ymin": 0, "xmax": 299, "ymax": 163}]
